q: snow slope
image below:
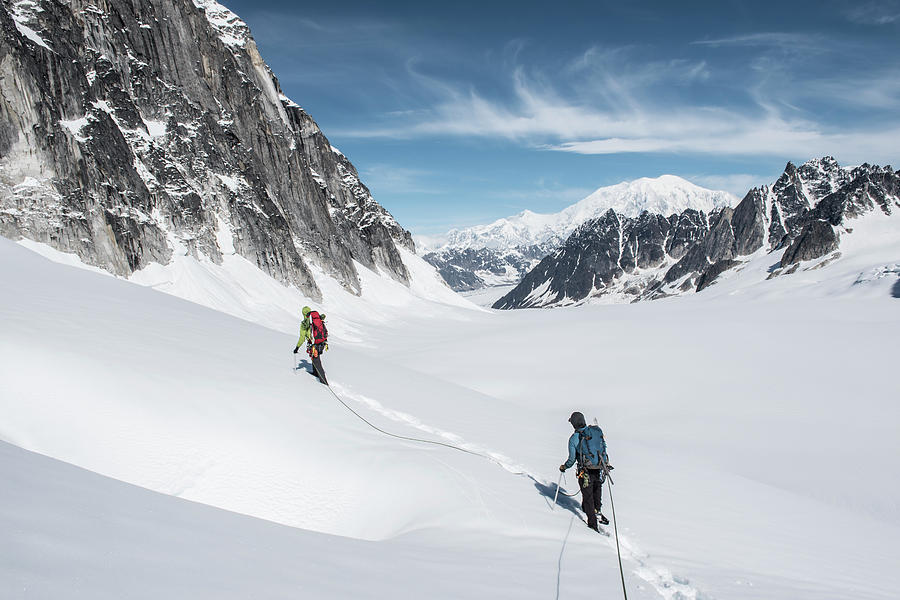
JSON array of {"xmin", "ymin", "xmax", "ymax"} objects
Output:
[
  {"xmin": 421, "ymin": 175, "xmax": 736, "ymax": 253},
  {"xmin": 18, "ymin": 229, "xmax": 474, "ymax": 340},
  {"xmin": 2, "ymin": 221, "xmax": 899, "ymax": 600},
  {"xmin": 1, "ymin": 440, "xmax": 620, "ymax": 599}
]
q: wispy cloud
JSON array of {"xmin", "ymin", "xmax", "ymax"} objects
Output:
[
  {"xmin": 360, "ymin": 164, "xmax": 445, "ymax": 195},
  {"xmin": 548, "ymin": 123, "xmax": 900, "ymax": 164},
  {"xmin": 342, "ymin": 77, "xmax": 900, "ymax": 166},
  {"xmin": 250, "ymin": 14, "xmax": 403, "ymax": 47},
  {"xmin": 249, "ymin": 5, "xmax": 899, "ymax": 167},
  {"xmin": 686, "ymin": 173, "xmax": 777, "ymax": 197},
  {"xmin": 844, "ymin": 1, "xmax": 900, "ymax": 25},
  {"xmin": 794, "ymin": 69, "xmax": 900, "ymax": 109},
  {"xmin": 691, "ymin": 32, "xmax": 829, "ymax": 52},
  {"xmin": 338, "ymin": 55, "xmax": 717, "ymax": 140},
  {"xmin": 486, "ymin": 181, "xmax": 596, "ymax": 211},
  {"xmin": 566, "ymin": 46, "xmax": 711, "ymax": 93},
  {"xmin": 331, "ymin": 37, "xmax": 900, "ymax": 166}
]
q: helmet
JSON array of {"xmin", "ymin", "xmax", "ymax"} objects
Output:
[
  {"xmin": 302, "ymin": 306, "xmax": 312, "ymax": 317},
  {"xmin": 568, "ymin": 411, "xmax": 586, "ymax": 429}
]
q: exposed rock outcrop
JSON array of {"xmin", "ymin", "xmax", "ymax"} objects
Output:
[
  {"xmin": 496, "ymin": 157, "xmax": 900, "ymax": 309},
  {"xmin": 494, "ymin": 208, "xmax": 717, "ymax": 309},
  {"xmin": 696, "ymin": 259, "xmax": 740, "ymax": 292},
  {"xmin": 781, "ymin": 220, "xmax": 840, "ymax": 266},
  {"xmin": 423, "ymin": 245, "xmax": 549, "ymax": 292},
  {"xmin": 0, "ymin": 0, "xmax": 412, "ymax": 300}
]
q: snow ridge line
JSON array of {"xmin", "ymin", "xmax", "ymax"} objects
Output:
[{"xmin": 328, "ymin": 382, "xmax": 708, "ymax": 600}]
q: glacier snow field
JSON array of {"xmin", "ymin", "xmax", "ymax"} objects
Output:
[{"xmin": 2, "ymin": 234, "xmax": 899, "ymax": 600}]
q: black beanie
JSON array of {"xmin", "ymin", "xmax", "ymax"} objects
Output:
[{"xmin": 568, "ymin": 411, "xmax": 586, "ymax": 429}]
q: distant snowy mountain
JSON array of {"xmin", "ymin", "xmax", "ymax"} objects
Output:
[
  {"xmin": 432, "ymin": 175, "xmax": 735, "ymax": 252},
  {"xmin": 495, "ymin": 157, "xmax": 900, "ymax": 309},
  {"xmin": 422, "ymin": 176, "xmax": 736, "ymax": 291},
  {"xmin": 0, "ymin": 0, "xmax": 433, "ymax": 302}
]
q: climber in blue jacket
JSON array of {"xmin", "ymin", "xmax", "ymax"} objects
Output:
[{"xmin": 560, "ymin": 411, "xmax": 610, "ymax": 531}]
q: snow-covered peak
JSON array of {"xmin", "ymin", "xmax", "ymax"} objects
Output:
[
  {"xmin": 564, "ymin": 174, "xmax": 734, "ymax": 222},
  {"xmin": 442, "ymin": 211, "xmax": 560, "ymax": 251},
  {"xmin": 425, "ymin": 175, "xmax": 736, "ymax": 253},
  {"xmin": 192, "ymin": 0, "xmax": 251, "ymax": 48},
  {"xmin": 785, "ymin": 156, "xmax": 851, "ymax": 205}
]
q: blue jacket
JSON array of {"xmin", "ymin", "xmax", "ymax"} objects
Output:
[{"xmin": 564, "ymin": 425, "xmax": 608, "ymax": 470}]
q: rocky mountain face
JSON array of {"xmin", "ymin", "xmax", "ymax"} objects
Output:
[
  {"xmin": 493, "ymin": 207, "xmax": 716, "ymax": 308},
  {"xmin": 495, "ymin": 157, "xmax": 899, "ymax": 309},
  {"xmin": 422, "ymin": 175, "xmax": 734, "ymax": 292},
  {"xmin": 420, "ymin": 244, "xmax": 550, "ymax": 292},
  {"xmin": 0, "ymin": 0, "xmax": 413, "ymax": 301}
]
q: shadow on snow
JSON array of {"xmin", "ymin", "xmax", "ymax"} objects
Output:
[{"xmin": 532, "ymin": 477, "xmax": 584, "ymax": 521}]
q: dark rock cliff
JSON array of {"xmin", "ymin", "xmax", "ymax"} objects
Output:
[
  {"xmin": 423, "ymin": 244, "xmax": 552, "ymax": 292},
  {"xmin": 494, "ymin": 208, "xmax": 715, "ymax": 309},
  {"xmin": 495, "ymin": 158, "xmax": 899, "ymax": 309},
  {"xmin": 0, "ymin": 0, "xmax": 413, "ymax": 300}
]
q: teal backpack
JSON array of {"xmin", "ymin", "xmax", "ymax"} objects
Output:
[{"xmin": 576, "ymin": 425, "xmax": 608, "ymax": 470}]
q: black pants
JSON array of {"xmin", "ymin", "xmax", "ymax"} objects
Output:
[
  {"xmin": 579, "ymin": 468, "xmax": 604, "ymax": 529},
  {"xmin": 309, "ymin": 343, "xmax": 328, "ymax": 385}
]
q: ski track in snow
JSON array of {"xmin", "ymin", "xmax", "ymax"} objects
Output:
[{"xmin": 329, "ymin": 381, "xmax": 707, "ymax": 600}]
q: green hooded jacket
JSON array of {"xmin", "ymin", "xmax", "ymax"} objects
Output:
[{"xmin": 296, "ymin": 306, "xmax": 325, "ymax": 348}]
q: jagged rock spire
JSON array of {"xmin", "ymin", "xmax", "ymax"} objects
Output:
[{"xmin": 0, "ymin": 0, "xmax": 413, "ymax": 299}]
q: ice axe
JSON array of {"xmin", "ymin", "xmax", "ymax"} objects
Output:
[{"xmin": 552, "ymin": 471, "xmax": 567, "ymax": 509}]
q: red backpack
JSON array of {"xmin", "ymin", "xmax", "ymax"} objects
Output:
[{"xmin": 309, "ymin": 311, "xmax": 328, "ymax": 344}]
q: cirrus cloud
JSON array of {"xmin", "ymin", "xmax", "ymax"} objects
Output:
[{"xmin": 332, "ymin": 39, "xmax": 900, "ymax": 167}]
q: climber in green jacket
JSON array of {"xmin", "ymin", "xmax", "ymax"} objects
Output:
[{"xmin": 293, "ymin": 306, "xmax": 329, "ymax": 385}]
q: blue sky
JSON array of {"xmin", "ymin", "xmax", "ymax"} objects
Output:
[{"xmin": 222, "ymin": 0, "xmax": 900, "ymax": 235}]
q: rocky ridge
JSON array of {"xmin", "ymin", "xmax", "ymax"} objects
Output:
[
  {"xmin": 420, "ymin": 244, "xmax": 550, "ymax": 292},
  {"xmin": 495, "ymin": 157, "xmax": 900, "ymax": 309},
  {"xmin": 0, "ymin": 0, "xmax": 413, "ymax": 301},
  {"xmin": 423, "ymin": 175, "xmax": 734, "ymax": 292},
  {"xmin": 493, "ymin": 207, "xmax": 717, "ymax": 308}
]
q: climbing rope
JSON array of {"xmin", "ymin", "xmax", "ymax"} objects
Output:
[
  {"xmin": 555, "ymin": 515, "xmax": 575, "ymax": 600},
  {"xmin": 601, "ymin": 459, "xmax": 628, "ymax": 600},
  {"xmin": 558, "ymin": 472, "xmax": 580, "ymax": 497},
  {"xmin": 315, "ymin": 374, "xmax": 626, "ymax": 600},
  {"xmin": 322, "ymin": 381, "xmax": 529, "ymax": 476}
]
